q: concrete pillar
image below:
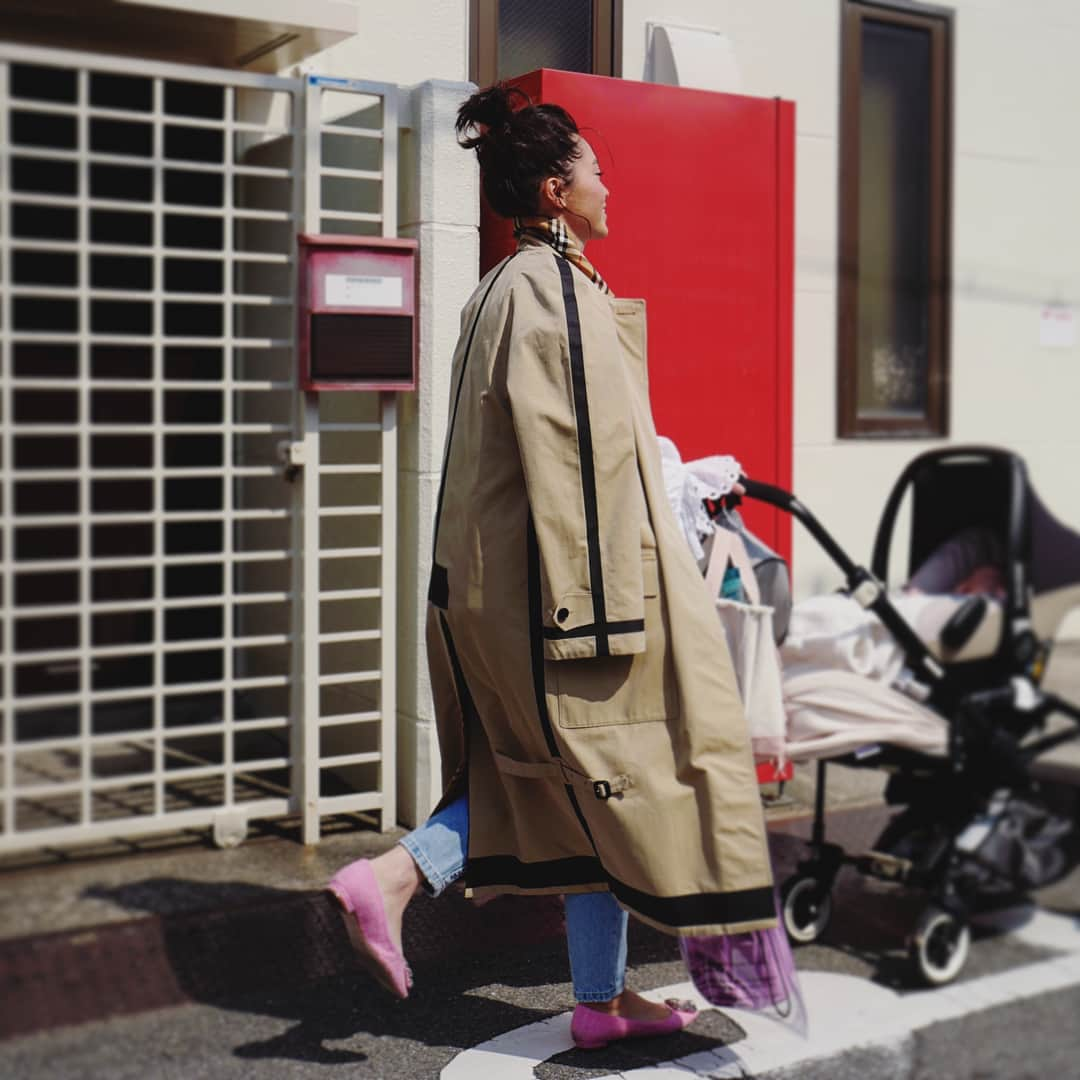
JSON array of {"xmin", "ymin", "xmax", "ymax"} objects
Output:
[{"xmin": 396, "ymin": 79, "xmax": 478, "ymax": 827}]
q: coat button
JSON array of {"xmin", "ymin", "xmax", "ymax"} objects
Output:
[{"xmin": 555, "ymin": 607, "xmax": 570, "ymax": 624}]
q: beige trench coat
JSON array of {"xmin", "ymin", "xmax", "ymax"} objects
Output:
[{"xmin": 426, "ymin": 238, "xmax": 775, "ymax": 936}]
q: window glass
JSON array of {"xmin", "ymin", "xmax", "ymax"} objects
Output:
[
  {"xmin": 497, "ymin": 0, "xmax": 593, "ymax": 80},
  {"xmin": 838, "ymin": 1, "xmax": 951, "ymax": 438},
  {"xmin": 856, "ymin": 20, "xmax": 932, "ymax": 419}
]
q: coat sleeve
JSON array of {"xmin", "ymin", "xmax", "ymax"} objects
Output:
[{"xmin": 506, "ymin": 259, "xmax": 648, "ymax": 661}]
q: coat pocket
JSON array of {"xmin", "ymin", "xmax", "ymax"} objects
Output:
[{"xmin": 550, "ymin": 553, "xmax": 678, "ymax": 728}]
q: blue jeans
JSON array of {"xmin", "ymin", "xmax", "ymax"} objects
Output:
[{"xmin": 400, "ymin": 794, "xmax": 628, "ymax": 1002}]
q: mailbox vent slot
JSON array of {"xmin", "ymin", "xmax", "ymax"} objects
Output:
[{"xmin": 310, "ymin": 313, "xmax": 413, "ymax": 385}]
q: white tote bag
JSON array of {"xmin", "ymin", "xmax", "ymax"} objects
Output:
[{"xmin": 704, "ymin": 529, "xmax": 788, "ymax": 763}]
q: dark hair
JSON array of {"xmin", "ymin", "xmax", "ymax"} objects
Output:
[{"xmin": 456, "ymin": 84, "xmax": 581, "ymax": 218}]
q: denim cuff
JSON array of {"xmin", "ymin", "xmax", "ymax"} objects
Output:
[
  {"xmin": 399, "ymin": 836, "xmax": 451, "ymax": 897},
  {"xmin": 573, "ymin": 980, "xmax": 626, "ymax": 1003}
]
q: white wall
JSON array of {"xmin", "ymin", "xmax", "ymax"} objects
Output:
[
  {"xmin": 293, "ymin": 0, "xmax": 469, "ymax": 85},
  {"xmin": 950, "ymin": 0, "xmax": 1080, "ymax": 527},
  {"xmin": 621, "ymin": 0, "xmax": 1080, "ymax": 607}
]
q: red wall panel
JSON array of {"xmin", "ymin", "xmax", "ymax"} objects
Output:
[{"xmin": 480, "ymin": 70, "xmax": 795, "ymax": 563}]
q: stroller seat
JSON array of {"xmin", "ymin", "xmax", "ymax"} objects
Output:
[
  {"xmin": 922, "ymin": 582, "xmax": 1080, "ymax": 661},
  {"xmin": 912, "ymin": 592, "xmax": 1004, "ymax": 664}
]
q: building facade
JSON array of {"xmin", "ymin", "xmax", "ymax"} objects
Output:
[{"xmin": 1, "ymin": 0, "xmax": 1077, "ymax": 847}]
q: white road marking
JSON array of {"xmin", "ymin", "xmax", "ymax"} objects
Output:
[
  {"xmin": 441, "ymin": 904, "xmax": 1080, "ymax": 1079},
  {"xmin": 440, "ymin": 1012, "xmax": 575, "ymax": 1080},
  {"xmin": 974, "ymin": 904, "xmax": 1080, "ymax": 950}
]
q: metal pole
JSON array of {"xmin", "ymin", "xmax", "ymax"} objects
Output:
[
  {"xmin": 380, "ymin": 392, "xmax": 398, "ymax": 830},
  {"xmin": 298, "ymin": 75, "xmax": 323, "ymax": 845},
  {"xmin": 813, "ymin": 759, "xmax": 828, "ymax": 848}
]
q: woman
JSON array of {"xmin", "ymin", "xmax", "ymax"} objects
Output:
[{"xmin": 327, "ymin": 85, "xmax": 775, "ymax": 1051}]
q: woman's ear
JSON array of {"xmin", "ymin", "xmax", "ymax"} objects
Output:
[{"xmin": 537, "ymin": 176, "xmax": 564, "ymax": 214}]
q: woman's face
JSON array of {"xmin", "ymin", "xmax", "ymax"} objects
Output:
[{"xmin": 562, "ymin": 137, "xmax": 608, "ymax": 242}]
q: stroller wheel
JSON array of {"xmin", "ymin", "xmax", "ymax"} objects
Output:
[
  {"xmin": 780, "ymin": 874, "xmax": 832, "ymax": 944},
  {"xmin": 909, "ymin": 906, "xmax": 970, "ymax": 986}
]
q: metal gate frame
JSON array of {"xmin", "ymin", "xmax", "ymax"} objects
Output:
[
  {"xmin": 294, "ymin": 74, "xmax": 399, "ymax": 844},
  {"xmin": 0, "ymin": 43, "xmax": 400, "ymax": 853}
]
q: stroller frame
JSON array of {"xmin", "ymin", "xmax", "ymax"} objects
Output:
[{"xmin": 741, "ymin": 446, "xmax": 1080, "ymax": 985}]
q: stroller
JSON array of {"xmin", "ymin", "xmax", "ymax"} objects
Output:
[{"xmin": 737, "ymin": 445, "xmax": 1080, "ymax": 986}]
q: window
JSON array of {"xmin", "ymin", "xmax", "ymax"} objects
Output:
[
  {"xmin": 470, "ymin": 0, "xmax": 619, "ymax": 87},
  {"xmin": 838, "ymin": 0, "xmax": 953, "ymax": 437}
]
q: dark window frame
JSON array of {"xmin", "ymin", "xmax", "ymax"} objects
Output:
[
  {"xmin": 470, "ymin": 0, "xmax": 621, "ymax": 87},
  {"xmin": 837, "ymin": 0, "xmax": 954, "ymax": 438}
]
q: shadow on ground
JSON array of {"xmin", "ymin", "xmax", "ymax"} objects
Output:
[
  {"xmin": 55, "ymin": 874, "xmax": 746, "ymax": 1069},
  {"xmin": 37, "ymin": 878, "xmax": 597, "ymax": 1066},
  {"xmin": 7, "ymin": 819, "xmax": 1016, "ymax": 1068}
]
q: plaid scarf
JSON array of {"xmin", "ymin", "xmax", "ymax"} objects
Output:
[{"xmin": 513, "ymin": 216, "xmax": 612, "ymax": 295}]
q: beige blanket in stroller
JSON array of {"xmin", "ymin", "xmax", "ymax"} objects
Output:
[{"xmin": 777, "ymin": 592, "xmax": 992, "ymax": 761}]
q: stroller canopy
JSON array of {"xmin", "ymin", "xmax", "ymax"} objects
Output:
[
  {"xmin": 1030, "ymin": 489, "xmax": 1080, "ymax": 594},
  {"xmin": 873, "ymin": 446, "xmax": 1080, "ymax": 598}
]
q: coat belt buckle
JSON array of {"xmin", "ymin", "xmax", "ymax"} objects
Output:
[{"xmin": 593, "ymin": 780, "xmax": 613, "ymax": 800}]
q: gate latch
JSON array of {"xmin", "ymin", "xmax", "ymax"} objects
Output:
[{"xmin": 277, "ymin": 439, "xmax": 306, "ymax": 482}]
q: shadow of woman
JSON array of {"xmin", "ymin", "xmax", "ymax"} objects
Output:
[{"xmin": 80, "ymin": 877, "xmax": 619, "ymax": 1069}]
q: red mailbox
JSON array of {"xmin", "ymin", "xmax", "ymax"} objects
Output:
[{"xmin": 298, "ymin": 233, "xmax": 418, "ymax": 392}]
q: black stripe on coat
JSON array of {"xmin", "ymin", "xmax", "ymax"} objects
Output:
[
  {"xmin": 556, "ymin": 257, "xmax": 610, "ymax": 657},
  {"xmin": 437, "ymin": 611, "xmax": 474, "ymax": 851},
  {"xmin": 607, "ymin": 878, "xmax": 777, "ymax": 929},
  {"xmin": 467, "ymin": 854, "xmax": 603, "ymax": 889},
  {"xmin": 468, "ymin": 855, "xmax": 775, "ymax": 928},
  {"xmin": 428, "ymin": 255, "xmax": 515, "ymax": 609},
  {"xmin": 438, "ymin": 611, "xmax": 478, "ymax": 728},
  {"xmin": 526, "ymin": 513, "xmax": 560, "ymax": 759},
  {"xmin": 542, "ymin": 619, "xmax": 644, "ymax": 640}
]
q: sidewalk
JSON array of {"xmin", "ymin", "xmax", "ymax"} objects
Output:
[
  {"xmin": 0, "ymin": 773, "xmax": 880, "ymax": 1042},
  {"xmin": 2, "ymin": 641, "xmax": 1076, "ymax": 1043},
  {"xmin": 0, "ymin": 817, "xmax": 570, "ymax": 1039}
]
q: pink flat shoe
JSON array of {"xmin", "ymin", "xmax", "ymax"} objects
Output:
[
  {"xmin": 570, "ymin": 999, "xmax": 699, "ymax": 1050},
  {"xmin": 327, "ymin": 860, "xmax": 412, "ymax": 999}
]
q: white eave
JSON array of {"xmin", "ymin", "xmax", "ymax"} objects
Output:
[{"xmin": 0, "ymin": 0, "xmax": 360, "ymax": 73}]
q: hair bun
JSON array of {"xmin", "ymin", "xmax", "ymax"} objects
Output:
[
  {"xmin": 454, "ymin": 88, "xmax": 580, "ymax": 219},
  {"xmin": 455, "ymin": 84, "xmax": 527, "ymax": 150}
]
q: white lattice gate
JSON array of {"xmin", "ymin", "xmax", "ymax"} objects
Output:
[
  {"xmin": 293, "ymin": 75, "xmax": 400, "ymax": 844},
  {"xmin": 0, "ymin": 45, "xmax": 399, "ymax": 852}
]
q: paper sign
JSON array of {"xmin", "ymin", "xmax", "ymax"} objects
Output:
[
  {"xmin": 325, "ymin": 273, "xmax": 403, "ymax": 309},
  {"xmin": 1039, "ymin": 305, "xmax": 1075, "ymax": 348}
]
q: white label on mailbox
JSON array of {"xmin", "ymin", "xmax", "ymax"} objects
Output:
[{"xmin": 325, "ymin": 273, "xmax": 403, "ymax": 309}]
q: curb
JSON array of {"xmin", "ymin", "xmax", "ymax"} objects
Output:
[{"xmin": 0, "ymin": 887, "xmax": 567, "ymax": 1041}]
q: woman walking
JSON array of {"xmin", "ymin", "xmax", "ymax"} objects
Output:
[{"xmin": 327, "ymin": 84, "xmax": 775, "ymax": 1051}]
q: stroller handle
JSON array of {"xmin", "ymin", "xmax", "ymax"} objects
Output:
[
  {"xmin": 739, "ymin": 477, "xmax": 797, "ymax": 512},
  {"xmin": 738, "ymin": 475, "xmax": 948, "ymax": 688},
  {"xmin": 739, "ymin": 476, "xmax": 859, "ymax": 580}
]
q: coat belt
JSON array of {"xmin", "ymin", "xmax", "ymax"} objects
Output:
[{"xmin": 491, "ymin": 750, "xmax": 633, "ymax": 800}]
